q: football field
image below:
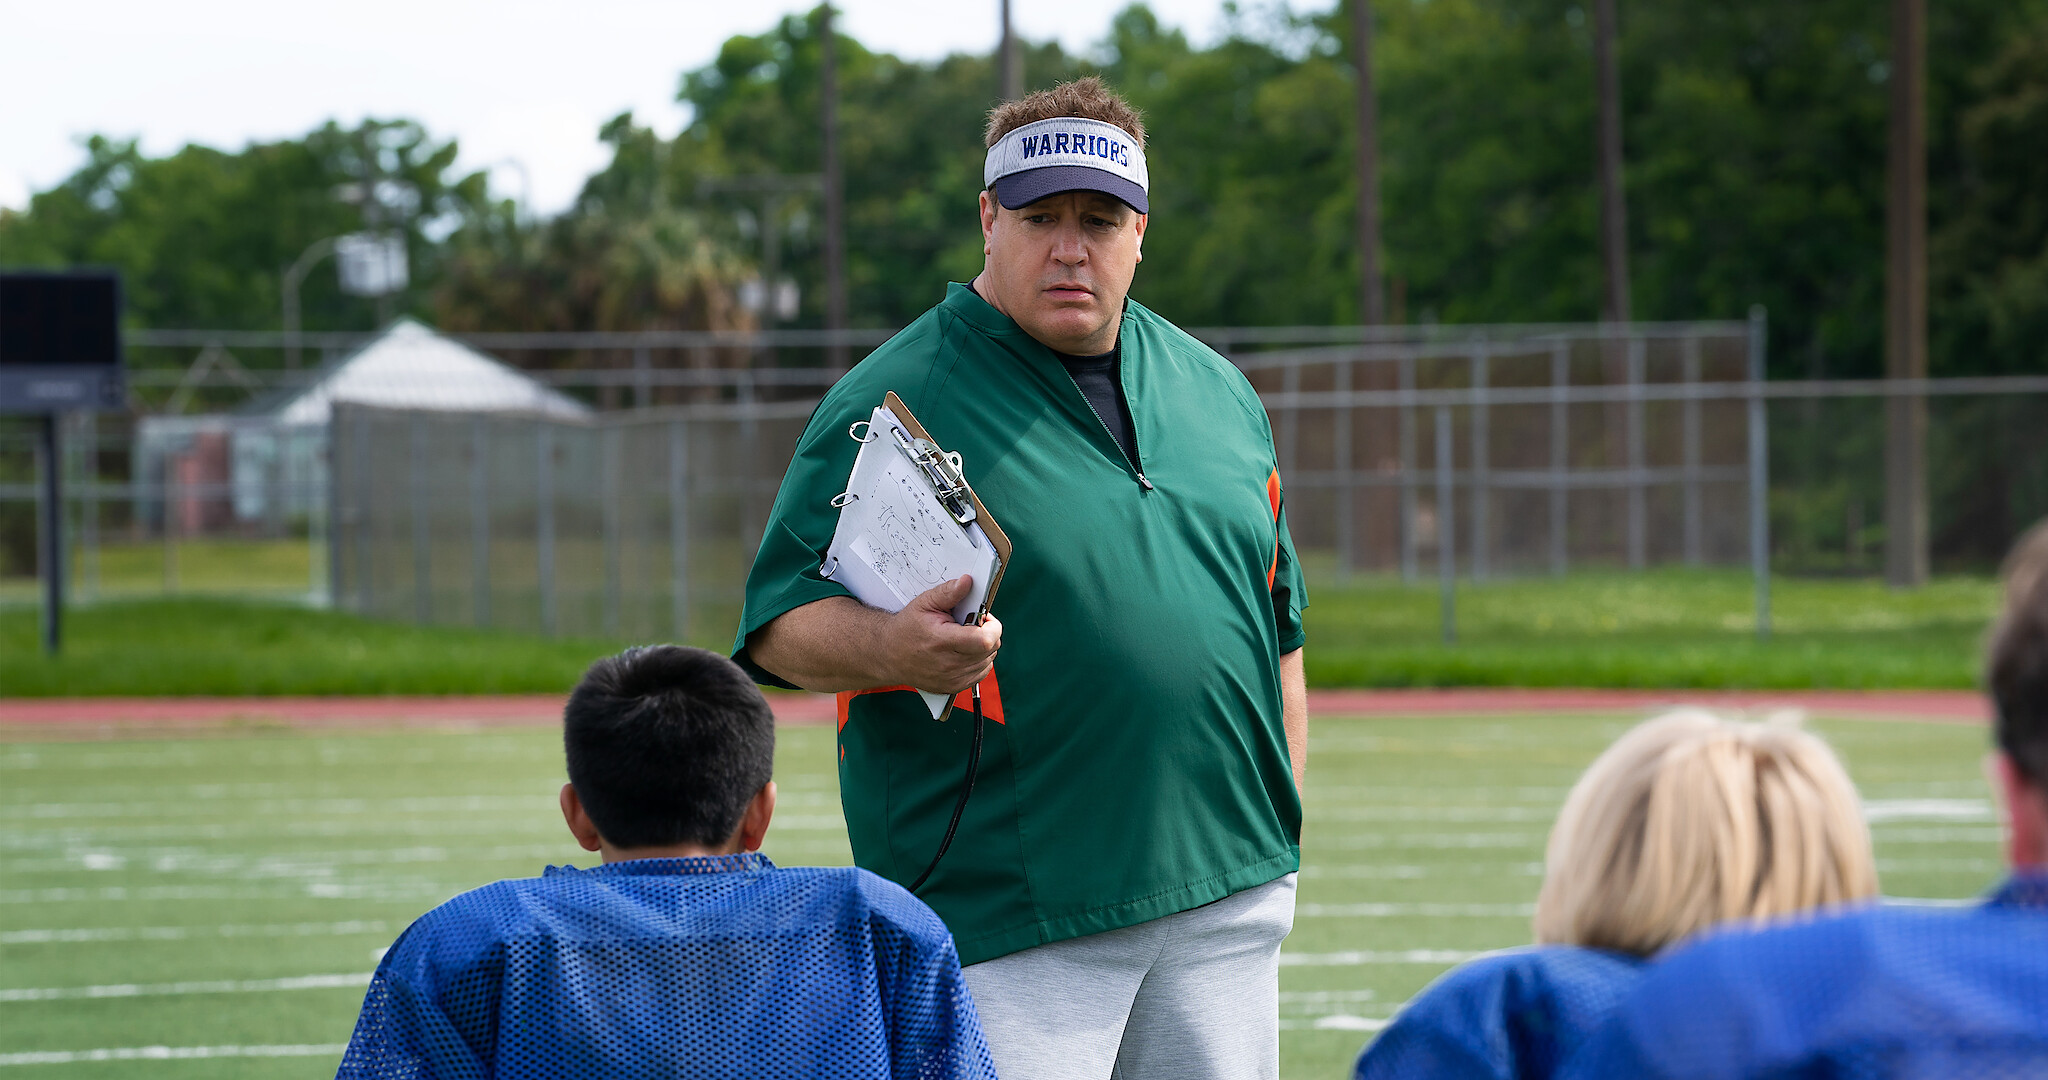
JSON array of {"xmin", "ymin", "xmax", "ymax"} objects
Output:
[{"xmin": 0, "ymin": 710, "xmax": 2001, "ymax": 1078}]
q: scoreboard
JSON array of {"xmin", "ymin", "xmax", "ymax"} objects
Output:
[{"xmin": 0, "ymin": 270, "xmax": 126, "ymax": 414}]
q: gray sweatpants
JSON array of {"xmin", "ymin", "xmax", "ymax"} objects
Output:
[{"xmin": 961, "ymin": 874, "xmax": 1297, "ymax": 1080}]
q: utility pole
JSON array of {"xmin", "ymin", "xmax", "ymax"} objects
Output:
[
  {"xmin": 821, "ymin": 4, "xmax": 849, "ymax": 371},
  {"xmin": 1350, "ymin": 0, "xmax": 1383, "ymax": 326},
  {"xmin": 999, "ymin": 0, "xmax": 1022, "ymax": 101},
  {"xmin": 1592, "ymin": 0, "xmax": 1631, "ymax": 324},
  {"xmin": 282, "ymin": 236, "xmax": 339, "ymax": 371},
  {"xmin": 1885, "ymin": 0, "xmax": 1929, "ymax": 587}
]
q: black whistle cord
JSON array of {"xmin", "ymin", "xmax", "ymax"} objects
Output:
[{"xmin": 909, "ymin": 687, "xmax": 985, "ymax": 896}]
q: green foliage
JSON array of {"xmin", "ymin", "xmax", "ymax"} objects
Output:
[
  {"xmin": 3, "ymin": 1, "xmax": 2046, "ymax": 383},
  {"xmin": 0, "ymin": 121, "xmax": 489, "ymax": 335}
]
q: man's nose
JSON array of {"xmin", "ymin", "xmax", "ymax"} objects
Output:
[{"xmin": 1050, "ymin": 221, "xmax": 1088, "ymax": 265}]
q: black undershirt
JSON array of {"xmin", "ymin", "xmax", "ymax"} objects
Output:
[{"xmin": 1058, "ymin": 340, "xmax": 1137, "ymax": 463}]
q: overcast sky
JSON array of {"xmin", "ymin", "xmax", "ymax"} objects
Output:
[{"xmin": 0, "ymin": 0, "xmax": 1312, "ymax": 216}]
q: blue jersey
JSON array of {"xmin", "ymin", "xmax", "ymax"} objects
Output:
[
  {"xmin": 337, "ymin": 853, "xmax": 996, "ymax": 1080},
  {"xmin": 1561, "ymin": 876, "xmax": 2048, "ymax": 1078},
  {"xmin": 1353, "ymin": 946, "xmax": 1642, "ymax": 1080}
]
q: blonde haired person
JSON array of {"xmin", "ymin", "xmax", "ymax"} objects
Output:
[
  {"xmin": 1562, "ymin": 525, "xmax": 2048, "ymax": 1077},
  {"xmin": 1354, "ymin": 710, "xmax": 1878, "ymax": 1080}
]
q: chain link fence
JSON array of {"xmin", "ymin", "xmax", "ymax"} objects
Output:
[{"xmin": 9, "ymin": 319, "xmax": 2048, "ymax": 643}]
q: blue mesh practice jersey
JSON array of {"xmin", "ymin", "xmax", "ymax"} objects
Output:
[
  {"xmin": 1560, "ymin": 876, "xmax": 2048, "ymax": 1078},
  {"xmin": 336, "ymin": 854, "xmax": 996, "ymax": 1080},
  {"xmin": 1353, "ymin": 946, "xmax": 1642, "ymax": 1080}
]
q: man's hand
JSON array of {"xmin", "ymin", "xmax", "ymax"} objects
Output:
[
  {"xmin": 747, "ymin": 576, "xmax": 1002, "ymax": 695},
  {"xmin": 881, "ymin": 576, "xmax": 1004, "ymax": 694}
]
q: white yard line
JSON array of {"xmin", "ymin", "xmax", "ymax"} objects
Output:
[
  {"xmin": 1322, "ymin": 832, "xmax": 1545, "ymax": 850},
  {"xmin": 0, "ymin": 883, "xmax": 451, "ymax": 904},
  {"xmin": 1281, "ymin": 949, "xmax": 1490, "ymax": 967},
  {"xmin": 1, "ymin": 920, "xmax": 391, "ymax": 945},
  {"xmin": 0, "ymin": 972, "xmax": 371, "ymax": 1003},
  {"xmin": 0, "ymin": 1044, "xmax": 346, "ymax": 1067},
  {"xmin": 1280, "ymin": 1015, "xmax": 1395, "ymax": 1032},
  {"xmin": 1296, "ymin": 902, "xmax": 1534, "ymax": 918},
  {"xmin": 1299, "ymin": 862, "xmax": 1545, "ymax": 879},
  {"xmin": 1307, "ymin": 806, "xmax": 1556, "ymax": 823}
]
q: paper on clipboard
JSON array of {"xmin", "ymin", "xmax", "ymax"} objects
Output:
[{"xmin": 820, "ymin": 393, "xmax": 1009, "ymax": 719}]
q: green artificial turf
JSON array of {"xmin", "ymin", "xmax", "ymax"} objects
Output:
[
  {"xmin": 0, "ymin": 713, "xmax": 1999, "ymax": 1078},
  {"xmin": 2, "ymin": 567, "xmax": 1999, "ymax": 696}
]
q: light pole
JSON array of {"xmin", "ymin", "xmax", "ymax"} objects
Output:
[{"xmin": 282, "ymin": 236, "xmax": 339, "ymax": 371}]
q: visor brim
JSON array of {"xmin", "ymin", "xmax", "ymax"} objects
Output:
[{"xmin": 992, "ymin": 166, "xmax": 1148, "ymax": 215}]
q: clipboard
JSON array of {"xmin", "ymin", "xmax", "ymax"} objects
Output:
[{"xmin": 820, "ymin": 391, "xmax": 1010, "ymax": 717}]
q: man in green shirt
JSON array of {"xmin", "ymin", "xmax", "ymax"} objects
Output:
[{"xmin": 733, "ymin": 77, "xmax": 1307, "ymax": 1080}]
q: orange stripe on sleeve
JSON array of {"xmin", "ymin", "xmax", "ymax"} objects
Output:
[{"xmin": 1266, "ymin": 468, "xmax": 1283, "ymax": 589}]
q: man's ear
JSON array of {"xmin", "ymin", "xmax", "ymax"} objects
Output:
[
  {"xmin": 560, "ymin": 784, "xmax": 604, "ymax": 853},
  {"xmin": 734, "ymin": 781, "xmax": 777, "ymax": 853},
  {"xmin": 1133, "ymin": 212, "xmax": 1147, "ymax": 262},
  {"xmin": 1991, "ymin": 752, "xmax": 2048, "ymax": 869},
  {"xmin": 980, "ymin": 190, "xmax": 998, "ymax": 253}
]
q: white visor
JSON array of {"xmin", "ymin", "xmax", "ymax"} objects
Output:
[{"xmin": 983, "ymin": 116, "xmax": 1149, "ymax": 213}]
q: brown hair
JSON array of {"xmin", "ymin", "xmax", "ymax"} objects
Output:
[
  {"xmin": 1990, "ymin": 519, "xmax": 2048, "ymax": 782},
  {"xmin": 1532, "ymin": 709, "xmax": 1877, "ymax": 957},
  {"xmin": 984, "ymin": 76, "xmax": 1146, "ymax": 149}
]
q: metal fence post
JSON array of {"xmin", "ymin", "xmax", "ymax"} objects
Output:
[
  {"xmin": 669, "ymin": 420, "xmax": 691, "ymax": 644},
  {"xmin": 471, "ymin": 415, "xmax": 491, "ymax": 628},
  {"xmin": 1279, "ymin": 355, "xmax": 1301, "ymax": 489},
  {"xmin": 1682, "ymin": 332, "xmax": 1704, "ymax": 565},
  {"xmin": 1626, "ymin": 334, "xmax": 1647, "ymax": 568},
  {"xmin": 1748, "ymin": 306, "xmax": 1771, "ymax": 638},
  {"xmin": 162, "ymin": 444, "xmax": 177, "ymax": 595},
  {"xmin": 355, "ymin": 409, "xmax": 373, "ymax": 614},
  {"xmin": 1436, "ymin": 405, "xmax": 1456, "ymax": 643},
  {"xmin": 601, "ymin": 425, "xmax": 622, "ymax": 638},
  {"xmin": 35, "ymin": 416, "xmax": 63, "ymax": 654},
  {"xmin": 1549, "ymin": 341, "xmax": 1570, "ymax": 576},
  {"xmin": 324, "ymin": 427, "xmax": 341, "ymax": 609},
  {"xmin": 77, "ymin": 413, "xmax": 99, "ymax": 604},
  {"xmin": 1334, "ymin": 353, "xmax": 1354, "ymax": 584},
  {"xmin": 739, "ymin": 373, "xmax": 763, "ymax": 560},
  {"xmin": 410, "ymin": 414, "xmax": 431, "ymax": 625},
  {"xmin": 633, "ymin": 345, "xmax": 652, "ymax": 410},
  {"xmin": 1470, "ymin": 341, "xmax": 1489, "ymax": 581},
  {"xmin": 1400, "ymin": 350, "xmax": 1419, "ymax": 582},
  {"xmin": 537, "ymin": 423, "xmax": 556, "ymax": 637}
]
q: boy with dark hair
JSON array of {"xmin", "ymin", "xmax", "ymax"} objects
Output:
[
  {"xmin": 1558, "ymin": 522, "xmax": 2048, "ymax": 1077},
  {"xmin": 337, "ymin": 645, "xmax": 995, "ymax": 1080}
]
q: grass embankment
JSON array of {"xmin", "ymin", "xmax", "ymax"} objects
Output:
[
  {"xmin": 0, "ymin": 568, "xmax": 2000, "ymax": 696},
  {"xmin": 1304, "ymin": 569, "xmax": 1997, "ymax": 689},
  {"xmin": 0, "ymin": 599, "xmax": 631, "ymax": 697}
]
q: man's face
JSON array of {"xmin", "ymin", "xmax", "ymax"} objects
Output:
[{"xmin": 977, "ymin": 189, "xmax": 1146, "ymax": 355}]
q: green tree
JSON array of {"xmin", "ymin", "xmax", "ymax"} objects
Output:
[{"xmin": 0, "ymin": 120, "xmax": 488, "ymax": 339}]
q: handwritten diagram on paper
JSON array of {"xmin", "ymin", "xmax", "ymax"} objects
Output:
[{"xmin": 823, "ymin": 405, "xmax": 998, "ymax": 619}]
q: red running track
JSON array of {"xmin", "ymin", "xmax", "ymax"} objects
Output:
[{"xmin": 0, "ymin": 688, "xmax": 1986, "ymax": 737}]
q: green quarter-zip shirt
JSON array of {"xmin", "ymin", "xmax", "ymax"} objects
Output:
[{"xmin": 734, "ymin": 283, "xmax": 1306, "ymax": 966}]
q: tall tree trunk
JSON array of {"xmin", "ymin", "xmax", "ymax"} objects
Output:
[
  {"xmin": 999, "ymin": 0, "xmax": 1022, "ymax": 101},
  {"xmin": 1351, "ymin": 0, "xmax": 1383, "ymax": 326},
  {"xmin": 1885, "ymin": 0, "xmax": 1929, "ymax": 586},
  {"xmin": 820, "ymin": 4, "xmax": 848, "ymax": 371},
  {"xmin": 1592, "ymin": 0, "xmax": 1630, "ymax": 324}
]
